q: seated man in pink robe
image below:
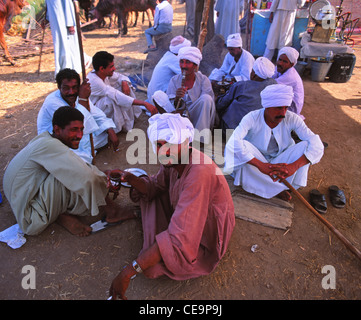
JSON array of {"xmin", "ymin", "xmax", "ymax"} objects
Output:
[{"xmin": 108, "ymin": 113, "xmax": 235, "ymax": 300}]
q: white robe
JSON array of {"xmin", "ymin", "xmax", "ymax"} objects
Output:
[
  {"xmin": 45, "ymin": 0, "xmax": 91, "ymax": 76},
  {"xmin": 167, "ymin": 71, "xmax": 216, "ymax": 144},
  {"xmin": 147, "ymin": 51, "xmax": 181, "ymax": 101},
  {"xmin": 88, "ymin": 71, "xmax": 142, "ymax": 133},
  {"xmin": 215, "ymin": 0, "xmax": 240, "ymax": 41},
  {"xmin": 265, "ymin": 0, "xmax": 306, "ymax": 50},
  {"xmin": 208, "ymin": 50, "xmax": 255, "ymax": 82},
  {"xmin": 273, "ymin": 66, "xmax": 304, "ymax": 117},
  {"xmin": 224, "ymin": 108, "xmax": 324, "ymax": 199},
  {"xmin": 37, "ymin": 90, "xmax": 115, "ymax": 163}
]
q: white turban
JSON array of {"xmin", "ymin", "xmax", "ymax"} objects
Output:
[
  {"xmin": 151, "ymin": 90, "xmax": 175, "ymax": 113},
  {"xmin": 226, "ymin": 33, "xmax": 242, "ymax": 48},
  {"xmin": 147, "ymin": 113, "xmax": 194, "ymax": 153},
  {"xmin": 260, "ymin": 84, "xmax": 294, "ymax": 108},
  {"xmin": 178, "ymin": 46, "xmax": 202, "ymax": 65},
  {"xmin": 277, "ymin": 47, "xmax": 299, "ymax": 65},
  {"xmin": 169, "ymin": 35, "xmax": 191, "ymax": 54},
  {"xmin": 253, "ymin": 57, "xmax": 275, "ymax": 79}
]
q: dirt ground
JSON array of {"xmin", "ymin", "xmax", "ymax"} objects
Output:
[{"xmin": 0, "ymin": 3, "xmax": 360, "ymax": 302}]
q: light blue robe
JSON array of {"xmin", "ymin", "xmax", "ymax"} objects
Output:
[
  {"xmin": 147, "ymin": 51, "xmax": 181, "ymax": 101},
  {"xmin": 46, "ymin": 0, "xmax": 84, "ymax": 76},
  {"xmin": 215, "ymin": 0, "xmax": 240, "ymax": 41}
]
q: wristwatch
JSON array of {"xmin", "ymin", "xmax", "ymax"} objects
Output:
[{"xmin": 132, "ymin": 260, "xmax": 143, "ymax": 273}]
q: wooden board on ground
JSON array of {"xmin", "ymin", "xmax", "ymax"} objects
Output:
[{"xmin": 226, "ymin": 176, "xmax": 294, "ymax": 230}]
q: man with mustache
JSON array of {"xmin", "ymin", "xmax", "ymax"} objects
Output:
[
  {"xmin": 166, "ymin": 46, "xmax": 216, "ymax": 144},
  {"xmin": 273, "ymin": 47, "xmax": 305, "ymax": 119},
  {"xmin": 37, "ymin": 68, "xmax": 118, "ymax": 164},
  {"xmin": 224, "ymin": 84, "xmax": 324, "ymax": 201},
  {"xmin": 108, "ymin": 113, "xmax": 235, "ymax": 300},
  {"xmin": 4, "ymin": 107, "xmax": 135, "ymax": 237}
]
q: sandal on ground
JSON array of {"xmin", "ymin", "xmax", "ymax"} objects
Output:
[
  {"xmin": 309, "ymin": 189, "xmax": 327, "ymax": 214},
  {"xmin": 328, "ymin": 185, "xmax": 346, "ymax": 208}
]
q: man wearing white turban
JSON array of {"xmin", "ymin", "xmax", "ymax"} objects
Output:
[
  {"xmin": 224, "ymin": 84, "xmax": 324, "ymax": 200},
  {"xmin": 209, "ymin": 33, "xmax": 255, "ymax": 83},
  {"xmin": 151, "ymin": 90, "xmax": 175, "ymax": 114},
  {"xmin": 216, "ymin": 57, "xmax": 277, "ymax": 136},
  {"xmin": 108, "ymin": 113, "xmax": 235, "ymax": 300},
  {"xmin": 166, "ymin": 47, "xmax": 216, "ymax": 144},
  {"xmin": 273, "ymin": 47, "xmax": 305, "ymax": 118},
  {"xmin": 263, "ymin": 0, "xmax": 307, "ymax": 60},
  {"xmin": 147, "ymin": 35, "xmax": 191, "ymax": 102}
]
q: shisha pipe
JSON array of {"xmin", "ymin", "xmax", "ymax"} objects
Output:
[{"xmin": 175, "ymin": 70, "xmax": 187, "ymax": 110}]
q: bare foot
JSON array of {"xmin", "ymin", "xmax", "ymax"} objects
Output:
[
  {"xmin": 56, "ymin": 214, "xmax": 92, "ymax": 237},
  {"xmin": 103, "ymin": 196, "xmax": 138, "ymax": 224},
  {"xmin": 276, "ymin": 190, "xmax": 292, "ymax": 202}
]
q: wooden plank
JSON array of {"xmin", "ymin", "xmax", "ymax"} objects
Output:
[
  {"xmin": 232, "ymin": 191, "xmax": 293, "ymax": 230},
  {"xmin": 226, "ymin": 176, "xmax": 294, "ymax": 230}
]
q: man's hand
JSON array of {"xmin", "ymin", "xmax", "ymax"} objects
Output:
[
  {"xmin": 269, "ymin": 12, "xmax": 274, "ymax": 23},
  {"xmin": 248, "ymin": 158, "xmax": 293, "ymax": 182},
  {"xmin": 109, "ymin": 265, "xmax": 135, "ymax": 300},
  {"xmin": 249, "ymin": 155, "xmax": 309, "ymax": 183},
  {"xmin": 267, "ymin": 163, "xmax": 297, "ymax": 182},
  {"xmin": 107, "ymin": 129, "xmax": 119, "ymax": 151},
  {"xmin": 144, "ymin": 102, "xmax": 158, "ymax": 116},
  {"xmin": 78, "ymin": 79, "xmax": 91, "ymax": 100},
  {"xmin": 175, "ymin": 86, "xmax": 187, "ymax": 99}
]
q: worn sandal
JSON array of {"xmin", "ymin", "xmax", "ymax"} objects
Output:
[
  {"xmin": 309, "ymin": 189, "xmax": 327, "ymax": 214},
  {"xmin": 328, "ymin": 185, "xmax": 346, "ymax": 208}
]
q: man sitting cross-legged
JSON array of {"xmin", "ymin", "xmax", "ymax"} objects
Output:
[
  {"xmin": 224, "ymin": 84, "xmax": 324, "ymax": 201},
  {"xmin": 4, "ymin": 107, "xmax": 136, "ymax": 237}
]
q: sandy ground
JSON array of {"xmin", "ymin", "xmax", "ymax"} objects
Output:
[{"xmin": 0, "ymin": 3, "xmax": 360, "ymax": 303}]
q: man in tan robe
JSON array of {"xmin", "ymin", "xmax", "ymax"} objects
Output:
[
  {"xmin": 109, "ymin": 113, "xmax": 235, "ymax": 300},
  {"xmin": 3, "ymin": 107, "xmax": 134, "ymax": 237}
]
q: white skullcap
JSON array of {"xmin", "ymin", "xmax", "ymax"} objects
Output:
[
  {"xmin": 178, "ymin": 46, "xmax": 203, "ymax": 65},
  {"xmin": 147, "ymin": 113, "xmax": 194, "ymax": 153},
  {"xmin": 260, "ymin": 84, "xmax": 294, "ymax": 108},
  {"xmin": 226, "ymin": 33, "xmax": 242, "ymax": 48},
  {"xmin": 277, "ymin": 47, "xmax": 299, "ymax": 65},
  {"xmin": 151, "ymin": 90, "xmax": 175, "ymax": 113},
  {"xmin": 169, "ymin": 35, "xmax": 191, "ymax": 54},
  {"xmin": 253, "ymin": 57, "xmax": 275, "ymax": 79}
]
